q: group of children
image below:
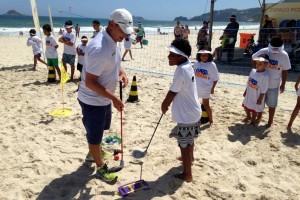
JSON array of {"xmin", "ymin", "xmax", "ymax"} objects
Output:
[
  {"xmin": 27, "ymin": 20, "xmax": 89, "ymax": 82},
  {"xmin": 163, "ymin": 36, "xmax": 299, "ymax": 183}
]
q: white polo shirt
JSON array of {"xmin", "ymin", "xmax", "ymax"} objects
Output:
[
  {"xmin": 61, "ymin": 31, "xmax": 76, "ymax": 55},
  {"xmin": 45, "ymin": 35, "xmax": 58, "ymax": 59},
  {"xmin": 78, "ymin": 31, "xmax": 121, "ymax": 106},
  {"xmin": 170, "ymin": 61, "xmax": 201, "ymax": 124},
  {"xmin": 252, "ymin": 48, "xmax": 291, "ymax": 89}
]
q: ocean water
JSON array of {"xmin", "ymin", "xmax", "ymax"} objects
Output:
[{"xmin": 0, "ymin": 15, "xmax": 259, "ymax": 36}]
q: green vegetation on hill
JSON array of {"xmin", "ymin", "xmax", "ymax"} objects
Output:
[{"xmin": 174, "ymin": 8, "xmax": 261, "ymax": 22}]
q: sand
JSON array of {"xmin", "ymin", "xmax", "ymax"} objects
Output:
[{"xmin": 0, "ymin": 32, "xmax": 299, "ymax": 200}]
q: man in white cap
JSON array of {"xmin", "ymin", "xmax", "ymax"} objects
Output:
[
  {"xmin": 252, "ymin": 37, "xmax": 291, "ymax": 127},
  {"xmin": 77, "ymin": 8, "xmax": 133, "ymax": 183}
]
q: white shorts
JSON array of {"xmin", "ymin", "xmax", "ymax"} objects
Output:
[{"xmin": 198, "ymin": 89, "xmax": 211, "ymax": 99}]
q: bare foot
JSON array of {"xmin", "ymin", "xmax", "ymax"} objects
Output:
[
  {"xmin": 209, "ymin": 122, "xmax": 214, "ymax": 127},
  {"xmin": 266, "ymin": 122, "xmax": 272, "ymax": 128},
  {"xmin": 250, "ymin": 121, "xmax": 257, "ymax": 126},
  {"xmin": 174, "ymin": 173, "xmax": 193, "ymax": 182},
  {"xmin": 254, "ymin": 119, "xmax": 261, "ymax": 125},
  {"xmin": 31, "ymin": 67, "xmax": 36, "ymax": 70},
  {"xmin": 242, "ymin": 117, "xmax": 250, "ymax": 123},
  {"xmin": 287, "ymin": 124, "xmax": 292, "ymax": 131},
  {"xmin": 122, "ymin": 59, "xmax": 125, "ymax": 61}
]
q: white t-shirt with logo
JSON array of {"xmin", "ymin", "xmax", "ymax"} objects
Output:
[
  {"xmin": 252, "ymin": 48, "xmax": 291, "ymax": 89},
  {"xmin": 194, "ymin": 61, "xmax": 219, "ymax": 98},
  {"xmin": 78, "ymin": 31, "xmax": 121, "ymax": 106},
  {"xmin": 45, "ymin": 35, "xmax": 58, "ymax": 59},
  {"xmin": 243, "ymin": 69, "xmax": 269, "ymax": 112},
  {"xmin": 170, "ymin": 61, "xmax": 201, "ymax": 124},
  {"xmin": 27, "ymin": 36, "xmax": 42, "ymax": 55},
  {"xmin": 61, "ymin": 32, "xmax": 76, "ymax": 55},
  {"xmin": 77, "ymin": 44, "xmax": 87, "ymax": 65}
]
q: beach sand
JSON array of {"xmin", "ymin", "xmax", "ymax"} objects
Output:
[{"xmin": 0, "ymin": 33, "xmax": 299, "ymax": 200}]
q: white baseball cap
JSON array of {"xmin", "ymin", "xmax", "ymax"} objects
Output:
[{"xmin": 110, "ymin": 8, "xmax": 134, "ymax": 34}]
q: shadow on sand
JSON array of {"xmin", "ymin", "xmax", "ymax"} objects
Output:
[
  {"xmin": 281, "ymin": 130, "xmax": 300, "ymax": 147},
  {"xmin": 228, "ymin": 123, "xmax": 270, "ymax": 145},
  {"xmin": 36, "ymin": 163, "xmax": 95, "ymax": 200},
  {"xmin": 0, "ymin": 64, "xmax": 33, "ymax": 71}
]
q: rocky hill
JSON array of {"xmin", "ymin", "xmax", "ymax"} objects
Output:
[
  {"xmin": 175, "ymin": 8, "xmax": 261, "ymax": 22},
  {"xmin": 3, "ymin": 10, "xmax": 24, "ymax": 16}
]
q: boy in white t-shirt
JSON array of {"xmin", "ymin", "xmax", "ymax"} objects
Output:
[
  {"xmin": 287, "ymin": 76, "xmax": 300, "ymax": 131},
  {"xmin": 161, "ymin": 38, "xmax": 201, "ymax": 182},
  {"xmin": 242, "ymin": 55, "xmax": 269, "ymax": 125},
  {"xmin": 252, "ymin": 37, "xmax": 291, "ymax": 127},
  {"xmin": 121, "ymin": 36, "xmax": 133, "ymax": 61},
  {"xmin": 76, "ymin": 36, "xmax": 88, "ymax": 81},
  {"xmin": 59, "ymin": 20, "xmax": 76, "ymax": 81},
  {"xmin": 42, "ymin": 24, "xmax": 61, "ymax": 80},
  {"xmin": 26, "ymin": 29, "xmax": 48, "ymax": 70}
]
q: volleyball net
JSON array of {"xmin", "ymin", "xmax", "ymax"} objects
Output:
[{"xmin": 115, "ymin": 27, "xmax": 299, "ymax": 92}]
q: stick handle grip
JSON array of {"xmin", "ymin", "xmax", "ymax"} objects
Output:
[{"xmin": 119, "ymin": 81, "xmax": 123, "ymax": 101}]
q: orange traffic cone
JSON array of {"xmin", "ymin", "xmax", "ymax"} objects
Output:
[{"xmin": 127, "ymin": 76, "xmax": 139, "ymax": 103}]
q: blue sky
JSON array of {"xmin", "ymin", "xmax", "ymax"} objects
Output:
[{"xmin": 1, "ymin": 0, "xmax": 281, "ymax": 20}]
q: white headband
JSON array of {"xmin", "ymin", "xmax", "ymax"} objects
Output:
[
  {"xmin": 65, "ymin": 25, "xmax": 73, "ymax": 28},
  {"xmin": 197, "ymin": 50, "xmax": 212, "ymax": 54},
  {"xmin": 253, "ymin": 57, "xmax": 269, "ymax": 63},
  {"xmin": 168, "ymin": 45, "xmax": 189, "ymax": 59},
  {"xmin": 268, "ymin": 43, "xmax": 283, "ymax": 54}
]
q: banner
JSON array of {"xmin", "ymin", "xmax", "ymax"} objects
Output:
[
  {"xmin": 30, "ymin": 0, "xmax": 42, "ymax": 38},
  {"xmin": 48, "ymin": 5, "xmax": 54, "ymax": 35}
]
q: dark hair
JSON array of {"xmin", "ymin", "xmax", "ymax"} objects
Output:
[
  {"xmin": 42, "ymin": 24, "xmax": 51, "ymax": 32},
  {"xmin": 263, "ymin": 20, "xmax": 272, "ymax": 28},
  {"xmin": 171, "ymin": 38, "xmax": 191, "ymax": 57},
  {"xmin": 196, "ymin": 49, "xmax": 213, "ymax": 63},
  {"xmin": 65, "ymin": 20, "xmax": 73, "ymax": 26},
  {"xmin": 29, "ymin": 29, "xmax": 36, "ymax": 35},
  {"xmin": 81, "ymin": 36, "xmax": 87, "ymax": 40},
  {"xmin": 92, "ymin": 20, "xmax": 100, "ymax": 25},
  {"xmin": 270, "ymin": 37, "xmax": 283, "ymax": 47}
]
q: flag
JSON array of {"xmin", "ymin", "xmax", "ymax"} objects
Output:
[{"xmin": 60, "ymin": 61, "xmax": 69, "ymax": 85}]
